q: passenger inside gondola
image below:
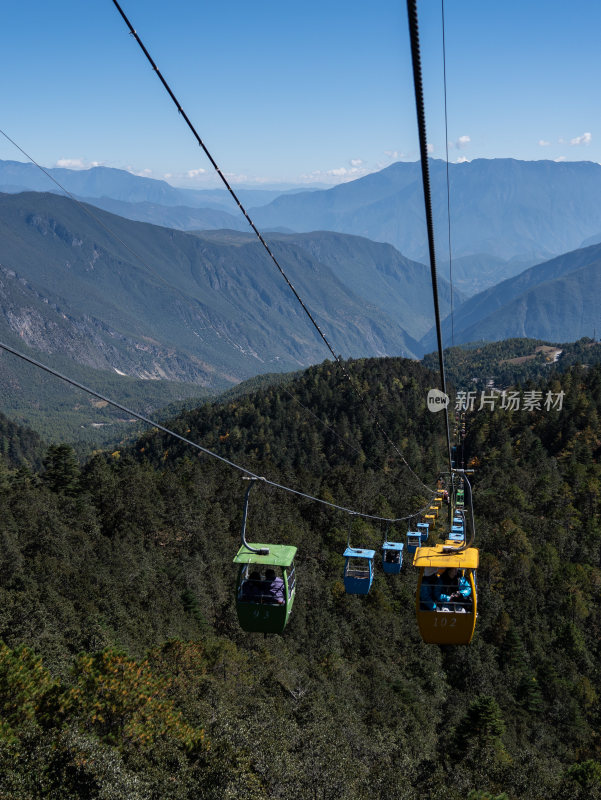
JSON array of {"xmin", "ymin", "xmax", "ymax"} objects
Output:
[
  {"xmin": 241, "ymin": 570, "xmax": 262, "ymax": 602},
  {"xmin": 384, "ymin": 549, "xmax": 401, "ymax": 564},
  {"xmin": 264, "ymin": 568, "xmax": 285, "ymax": 605},
  {"xmin": 435, "ymin": 567, "xmax": 472, "ymax": 612},
  {"xmin": 419, "ymin": 566, "xmax": 439, "ymax": 610}
]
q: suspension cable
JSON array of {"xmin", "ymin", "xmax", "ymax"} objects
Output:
[
  {"xmin": 110, "ymin": 0, "xmax": 435, "ymax": 498},
  {"xmin": 406, "ymin": 0, "xmax": 453, "ymax": 477},
  {"xmin": 0, "ymin": 339, "xmax": 432, "ymax": 523},
  {"xmin": 441, "ymin": 0, "xmax": 455, "ymax": 348}
]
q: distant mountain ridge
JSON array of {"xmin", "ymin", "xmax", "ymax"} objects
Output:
[
  {"xmin": 251, "ymin": 158, "xmax": 601, "ymax": 286},
  {"xmin": 0, "ymin": 159, "xmax": 295, "ymax": 212},
  {"xmin": 422, "ymin": 242, "xmax": 601, "ymax": 349},
  {"xmin": 0, "ymin": 192, "xmax": 452, "ymax": 390},
  {"xmin": 8, "ymin": 158, "xmax": 601, "ymax": 299}
]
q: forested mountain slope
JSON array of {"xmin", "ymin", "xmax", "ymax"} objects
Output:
[
  {"xmin": 0, "ymin": 192, "xmax": 422, "ymax": 387},
  {"xmin": 0, "ymin": 357, "xmax": 600, "ymax": 799},
  {"xmin": 422, "ymin": 337, "xmax": 601, "ymax": 392}
]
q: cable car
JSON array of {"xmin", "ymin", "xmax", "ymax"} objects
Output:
[
  {"xmin": 416, "ymin": 522, "xmax": 429, "ymax": 544},
  {"xmin": 234, "ymin": 544, "xmax": 297, "ymax": 633},
  {"xmin": 233, "ymin": 477, "xmax": 297, "ymax": 634},
  {"xmin": 406, "ymin": 528, "xmax": 422, "ymax": 555},
  {"xmin": 414, "ymin": 543, "xmax": 478, "ymax": 645},
  {"xmin": 382, "ymin": 541, "xmax": 404, "ymax": 574},
  {"xmin": 448, "ymin": 528, "xmax": 465, "ymax": 543},
  {"xmin": 343, "ymin": 547, "xmax": 375, "ymax": 594}
]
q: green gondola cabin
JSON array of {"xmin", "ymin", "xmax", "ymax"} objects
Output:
[{"xmin": 234, "ymin": 543, "xmax": 297, "ymax": 634}]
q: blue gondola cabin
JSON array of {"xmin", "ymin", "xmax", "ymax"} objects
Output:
[
  {"xmin": 343, "ymin": 547, "xmax": 375, "ymax": 594},
  {"xmin": 382, "ymin": 541, "xmax": 404, "ymax": 574}
]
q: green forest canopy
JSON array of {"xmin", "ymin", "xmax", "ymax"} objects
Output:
[{"xmin": 0, "ymin": 355, "xmax": 600, "ymax": 799}]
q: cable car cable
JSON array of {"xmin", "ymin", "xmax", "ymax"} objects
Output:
[
  {"xmin": 441, "ymin": 0, "xmax": 455, "ymax": 348},
  {"xmin": 406, "ymin": 0, "xmax": 453, "ymax": 478},
  {"xmin": 110, "ymin": 0, "xmax": 435, "ymax": 498},
  {"xmin": 0, "ymin": 339, "xmax": 432, "ymax": 524}
]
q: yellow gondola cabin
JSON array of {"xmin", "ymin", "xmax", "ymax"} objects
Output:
[{"xmin": 414, "ymin": 543, "xmax": 478, "ymax": 645}]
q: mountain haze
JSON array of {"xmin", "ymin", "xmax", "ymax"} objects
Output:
[
  {"xmin": 0, "ymin": 192, "xmax": 433, "ymax": 389},
  {"xmin": 0, "ymin": 160, "xmax": 292, "ymax": 211},
  {"xmin": 252, "ymin": 158, "xmax": 601, "ymax": 288}
]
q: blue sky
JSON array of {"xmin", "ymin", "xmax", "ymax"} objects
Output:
[{"xmin": 3, "ymin": 0, "xmax": 601, "ymax": 187}]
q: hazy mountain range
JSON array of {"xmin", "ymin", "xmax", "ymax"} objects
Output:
[
  {"xmin": 2, "ymin": 157, "xmax": 601, "ymax": 381},
  {"xmin": 421, "ymin": 242, "xmax": 601, "ymax": 348},
  {"xmin": 0, "ymin": 192, "xmax": 460, "ymax": 387},
  {"xmin": 6, "ymin": 157, "xmax": 601, "ymax": 297},
  {"xmin": 0, "ymin": 159, "xmax": 302, "ymax": 211},
  {"xmin": 252, "ymin": 158, "xmax": 601, "ymax": 259}
]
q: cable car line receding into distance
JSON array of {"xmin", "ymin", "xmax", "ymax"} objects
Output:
[
  {"xmin": 1, "ymin": 2, "xmax": 480, "ymax": 638},
  {"xmin": 109, "ymin": 0, "xmax": 435, "ymax": 500},
  {"xmin": 406, "ymin": 0, "xmax": 453, "ymax": 479},
  {"xmin": 406, "ymin": 0, "xmax": 479, "ymax": 644}
]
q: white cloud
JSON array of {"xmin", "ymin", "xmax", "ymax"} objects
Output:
[
  {"xmin": 455, "ymin": 135, "xmax": 471, "ymax": 150},
  {"xmin": 224, "ymin": 172, "xmax": 248, "ymax": 183},
  {"xmin": 384, "ymin": 150, "xmax": 404, "ymax": 160},
  {"xmin": 554, "ymin": 156, "xmax": 567, "ymax": 162},
  {"xmin": 55, "ymin": 158, "xmax": 108, "ymax": 170},
  {"xmin": 570, "ymin": 132, "xmax": 592, "ymax": 146},
  {"xmin": 56, "ymin": 158, "xmax": 85, "ymax": 169},
  {"xmin": 164, "ymin": 173, "xmax": 172, "ymax": 179},
  {"xmin": 538, "ymin": 139, "xmax": 551, "ymax": 147},
  {"xmin": 454, "ymin": 156, "xmax": 469, "ymax": 164},
  {"xmin": 427, "ymin": 143, "xmax": 434, "ymax": 154},
  {"xmin": 126, "ymin": 166, "xmax": 154, "ymax": 177},
  {"xmin": 187, "ymin": 168, "xmax": 206, "ymax": 178},
  {"xmin": 299, "ymin": 162, "xmax": 373, "ymax": 183}
]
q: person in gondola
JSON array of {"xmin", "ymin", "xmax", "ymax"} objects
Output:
[
  {"xmin": 242, "ymin": 570, "xmax": 262, "ymax": 602},
  {"xmin": 436, "ymin": 567, "xmax": 471, "ymax": 612},
  {"xmin": 264, "ymin": 568, "xmax": 285, "ymax": 605},
  {"xmin": 420, "ymin": 566, "xmax": 439, "ymax": 611},
  {"xmin": 384, "ymin": 549, "xmax": 401, "ymax": 564}
]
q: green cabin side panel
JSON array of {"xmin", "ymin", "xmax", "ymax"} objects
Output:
[{"xmin": 235, "ymin": 565, "xmax": 296, "ymax": 634}]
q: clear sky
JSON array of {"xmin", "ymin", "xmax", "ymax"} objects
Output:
[{"xmin": 2, "ymin": 0, "xmax": 601, "ymax": 188}]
